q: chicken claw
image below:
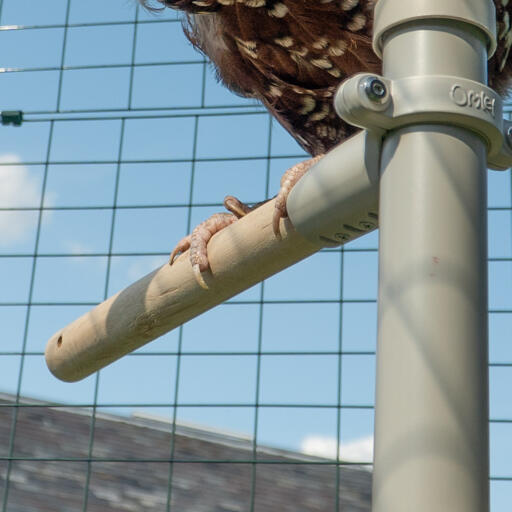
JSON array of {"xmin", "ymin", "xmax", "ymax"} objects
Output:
[
  {"xmin": 272, "ymin": 155, "xmax": 323, "ymax": 237},
  {"xmin": 169, "ymin": 196, "xmax": 254, "ymax": 289}
]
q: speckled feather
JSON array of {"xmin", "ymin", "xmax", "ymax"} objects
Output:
[{"xmin": 146, "ymin": 0, "xmax": 512, "ymax": 157}]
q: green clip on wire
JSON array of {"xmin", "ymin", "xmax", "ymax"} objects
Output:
[{"xmin": 1, "ymin": 110, "xmax": 23, "ymax": 126}]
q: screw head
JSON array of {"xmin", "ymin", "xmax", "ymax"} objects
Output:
[{"xmin": 363, "ymin": 77, "xmax": 387, "ymax": 103}]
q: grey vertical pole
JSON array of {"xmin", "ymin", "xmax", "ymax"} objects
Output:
[{"xmin": 372, "ymin": 1, "xmax": 493, "ymax": 511}]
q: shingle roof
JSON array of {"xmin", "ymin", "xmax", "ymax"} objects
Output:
[{"xmin": 0, "ymin": 393, "xmax": 371, "ymax": 511}]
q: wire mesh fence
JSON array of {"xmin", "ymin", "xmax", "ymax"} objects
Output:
[{"xmin": 0, "ymin": 0, "xmax": 510, "ymax": 510}]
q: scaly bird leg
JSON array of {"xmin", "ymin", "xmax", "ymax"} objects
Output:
[
  {"xmin": 272, "ymin": 154, "xmax": 324, "ymax": 237},
  {"xmin": 170, "ymin": 155, "xmax": 323, "ymax": 288},
  {"xmin": 169, "ymin": 196, "xmax": 257, "ymax": 289}
]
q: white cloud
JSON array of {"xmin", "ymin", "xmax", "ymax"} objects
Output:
[
  {"xmin": 339, "ymin": 435, "xmax": 374, "ymax": 464},
  {"xmin": 301, "ymin": 435, "xmax": 374, "ymax": 466},
  {"xmin": 0, "ymin": 154, "xmax": 42, "ymax": 247},
  {"xmin": 65, "ymin": 241, "xmax": 93, "ymax": 256},
  {"xmin": 301, "ymin": 436, "xmax": 338, "ymax": 459},
  {"xmin": 0, "ymin": 154, "xmax": 40, "ymax": 207}
]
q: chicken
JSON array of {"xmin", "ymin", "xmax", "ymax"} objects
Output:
[{"xmin": 141, "ymin": 0, "xmax": 512, "ymax": 287}]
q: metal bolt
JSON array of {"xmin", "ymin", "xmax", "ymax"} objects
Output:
[{"xmin": 363, "ymin": 77, "xmax": 387, "ymax": 103}]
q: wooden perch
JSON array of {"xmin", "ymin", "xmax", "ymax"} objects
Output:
[{"xmin": 45, "ymin": 199, "xmax": 322, "ymax": 382}]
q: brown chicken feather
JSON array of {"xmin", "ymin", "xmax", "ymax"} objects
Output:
[
  {"xmin": 143, "ymin": 0, "xmax": 512, "ymax": 157},
  {"xmin": 140, "ymin": 0, "xmax": 512, "ymax": 286}
]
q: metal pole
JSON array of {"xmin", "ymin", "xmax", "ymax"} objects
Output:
[{"xmin": 373, "ymin": 1, "xmax": 492, "ymax": 511}]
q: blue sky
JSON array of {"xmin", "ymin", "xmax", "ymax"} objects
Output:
[{"xmin": 0, "ymin": 0, "xmax": 510, "ymax": 510}]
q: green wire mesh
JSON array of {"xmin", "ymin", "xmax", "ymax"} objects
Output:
[{"xmin": 0, "ymin": 1, "xmax": 510, "ymax": 511}]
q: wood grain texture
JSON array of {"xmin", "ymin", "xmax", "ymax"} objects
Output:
[{"xmin": 45, "ymin": 199, "xmax": 322, "ymax": 382}]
